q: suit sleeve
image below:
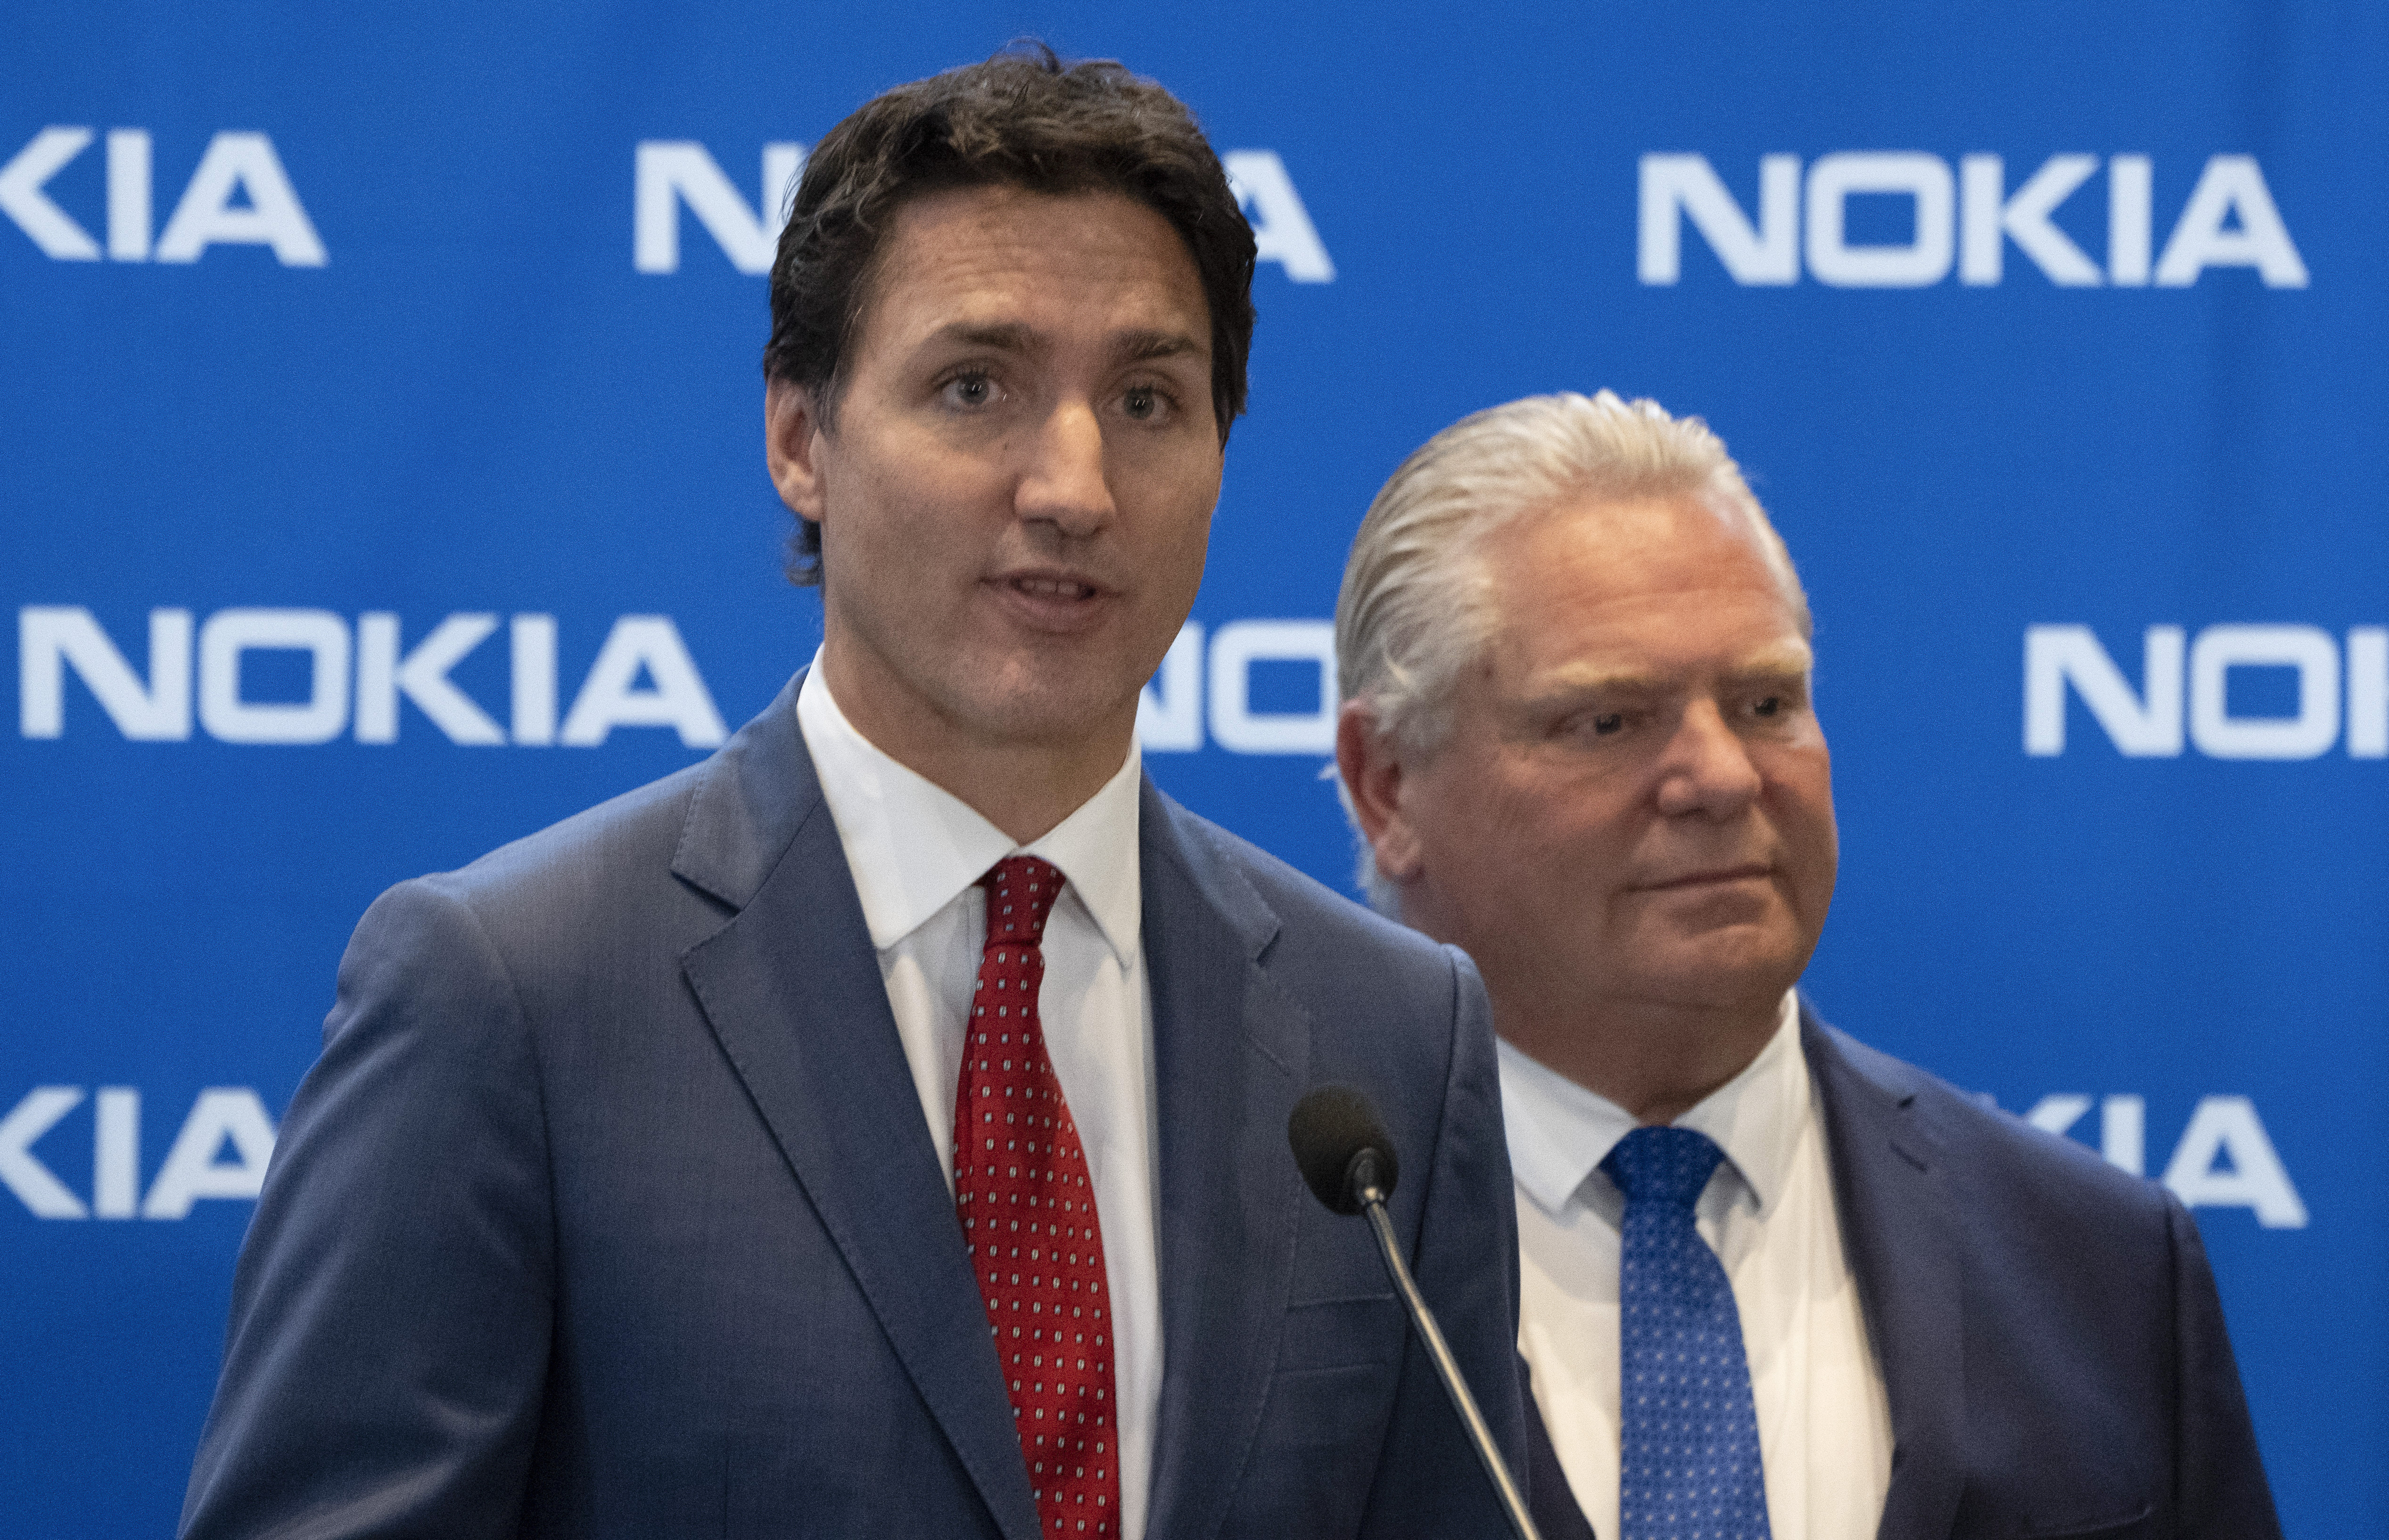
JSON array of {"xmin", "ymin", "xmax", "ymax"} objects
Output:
[
  {"xmin": 1523, "ymin": 1354, "xmax": 1597, "ymax": 1540},
  {"xmin": 180, "ymin": 879, "xmax": 555, "ymax": 1540},
  {"xmin": 2167, "ymin": 1194, "xmax": 2284, "ymax": 1540},
  {"xmin": 1355, "ymin": 946, "xmax": 1532, "ymax": 1539}
]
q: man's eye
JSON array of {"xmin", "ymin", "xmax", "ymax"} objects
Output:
[
  {"xmin": 1752, "ymin": 696, "xmax": 1782, "ymax": 718},
  {"xmin": 1590, "ymin": 713, "xmax": 1624, "ymax": 736},
  {"xmin": 943, "ymin": 373, "xmax": 997, "ymax": 408},
  {"xmin": 1122, "ymin": 385, "xmax": 1162, "ymax": 421}
]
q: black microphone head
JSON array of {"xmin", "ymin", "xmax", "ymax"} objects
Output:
[{"xmin": 1287, "ymin": 1085, "xmax": 1400, "ymax": 1215}]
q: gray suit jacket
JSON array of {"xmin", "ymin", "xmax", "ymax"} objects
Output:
[{"xmin": 181, "ymin": 674, "xmax": 1531, "ymax": 1539}]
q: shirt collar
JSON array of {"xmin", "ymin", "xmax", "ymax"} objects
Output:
[
  {"xmin": 1497, "ymin": 990, "xmax": 1807, "ymax": 1218},
  {"xmin": 794, "ymin": 654, "xmax": 1143, "ymax": 968}
]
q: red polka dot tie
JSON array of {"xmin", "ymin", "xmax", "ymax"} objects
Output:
[{"xmin": 953, "ymin": 855, "xmax": 1121, "ymax": 1538}]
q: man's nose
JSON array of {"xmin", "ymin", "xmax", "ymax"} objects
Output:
[
  {"xmin": 1015, "ymin": 397, "xmax": 1116, "ymax": 537},
  {"xmin": 1654, "ymin": 698, "xmax": 1763, "ymax": 817}
]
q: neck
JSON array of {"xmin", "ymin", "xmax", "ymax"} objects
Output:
[
  {"xmin": 1496, "ymin": 991, "xmax": 1785, "ymax": 1125},
  {"xmin": 818, "ymin": 643, "xmax": 1132, "ymax": 847}
]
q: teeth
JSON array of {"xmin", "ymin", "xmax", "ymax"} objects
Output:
[{"xmin": 1015, "ymin": 578, "xmax": 1090, "ymax": 598}]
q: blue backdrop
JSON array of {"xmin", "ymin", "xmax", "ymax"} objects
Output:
[{"xmin": 3, "ymin": 2, "xmax": 2380, "ymax": 1533}]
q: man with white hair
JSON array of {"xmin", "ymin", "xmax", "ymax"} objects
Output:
[{"xmin": 1334, "ymin": 391, "xmax": 2280, "ymax": 1540}]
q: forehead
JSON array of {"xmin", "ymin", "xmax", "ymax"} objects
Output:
[
  {"xmin": 851, "ymin": 184, "xmax": 1211, "ymax": 361},
  {"xmin": 1478, "ymin": 493, "xmax": 1812, "ymax": 678}
]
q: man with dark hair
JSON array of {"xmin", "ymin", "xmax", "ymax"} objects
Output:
[
  {"xmin": 181, "ymin": 49, "xmax": 1531, "ymax": 1540},
  {"xmin": 762, "ymin": 48, "xmax": 1257, "ymax": 586}
]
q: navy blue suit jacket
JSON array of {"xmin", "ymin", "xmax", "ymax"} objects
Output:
[
  {"xmin": 181, "ymin": 676, "xmax": 1530, "ymax": 1539},
  {"xmin": 1526, "ymin": 1008, "xmax": 2282, "ymax": 1540}
]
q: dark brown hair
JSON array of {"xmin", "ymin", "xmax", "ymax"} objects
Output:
[{"xmin": 763, "ymin": 43, "xmax": 1258, "ymax": 585}]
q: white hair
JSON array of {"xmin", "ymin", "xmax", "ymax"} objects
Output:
[{"xmin": 1333, "ymin": 389, "xmax": 1810, "ymax": 913}]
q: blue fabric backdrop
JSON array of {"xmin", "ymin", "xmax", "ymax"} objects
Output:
[{"xmin": 3, "ymin": 2, "xmax": 2380, "ymax": 1532}]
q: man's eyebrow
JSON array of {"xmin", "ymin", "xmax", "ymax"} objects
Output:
[
  {"xmin": 916, "ymin": 323, "xmax": 1207, "ymax": 363},
  {"xmin": 1523, "ymin": 644, "xmax": 1815, "ymax": 702},
  {"xmin": 1116, "ymin": 328, "xmax": 1206, "ymax": 364},
  {"xmin": 1524, "ymin": 664, "xmax": 1666, "ymax": 700},
  {"xmin": 1725, "ymin": 640, "xmax": 1816, "ymax": 676},
  {"xmin": 928, "ymin": 320, "xmax": 1037, "ymax": 353}
]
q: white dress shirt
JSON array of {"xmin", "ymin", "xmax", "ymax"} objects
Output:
[
  {"xmin": 795, "ymin": 660, "xmax": 1162, "ymax": 1540},
  {"xmin": 1502, "ymin": 992, "xmax": 1894, "ymax": 1540}
]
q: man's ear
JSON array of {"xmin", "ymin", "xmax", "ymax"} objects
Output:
[
  {"xmin": 765, "ymin": 377, "xmax": 827, "ymax": 524},
  {"xmin": 1335, "ymin": 700, "xmax": 1425, "ymax": 886}
]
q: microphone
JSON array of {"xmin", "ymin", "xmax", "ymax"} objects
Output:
[
  {"xmin": 1288, "ymin": 1084, "xmax": 1399, "ymax": 1215},
  {"xmin": 1287, "ymin": 1087, "xmax": 1543, "ymax": 1540}
]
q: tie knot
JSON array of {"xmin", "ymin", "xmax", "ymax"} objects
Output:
[
  {"xmin": 980, "ymin": 854, "xmax": 1065, "ymax": 946},
  {"xmin": 1601, "ymin": 1125, "xmax": 1726, "ymax": 1209}
]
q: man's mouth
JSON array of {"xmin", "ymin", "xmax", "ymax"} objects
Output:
[
  {"xmin": 1008, "ymin": 575, "xmax": 1099, "ymax": 600},
  {"xmin": 1640, "ymin": 864, "xmax": 1771, "ymax": 893}
]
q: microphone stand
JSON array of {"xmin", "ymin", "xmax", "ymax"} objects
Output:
[{"xmin": 1349, "ymin": 1150, "xmax": 1543, "ymax": 1540}]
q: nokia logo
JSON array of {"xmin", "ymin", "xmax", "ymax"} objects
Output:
[
  {"xmin": 0, "ymin": 127, "xmax": 324, "ymax": 266},
  {"xmin": 1136, "ymin": 620, "xmax": 1336, "ymax": 755},
  {"xmin": 1, "ymin": 1086, "xmax": 277, "ymax": 1221},
  {"xmin": 17, "ymin": 607, "xmax": 726, "ymax": 748},
  {"xmin": 16, "ymin": 608, "xmax": 1343, "ymax": 756},
  {"xmin": 2025, "ymin": 624, "xmax": 2386, "ymax": 760},
  {"xmin": 1640, "ymin": 153, "xmax": 2306, "ymax": 289},
  {"xmin": 633, "ymin": 139, "xmax": 1334, "ymax": 282},
  {"xmin": 2012, "ymin": 1092, "xmax": 2306, "ymax": 1228}
]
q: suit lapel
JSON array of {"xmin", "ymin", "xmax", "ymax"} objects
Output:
[
  {"xmin": 673, "ymin": 677, "xmax": 1042, "ymax": 1540},
  {"xmin": 1803, "ymin": 1009, "xmax": 1965, "ymax": 1540},
  {"xmin": 1137, "ymin": 785, "xmax": 1308, "ymax": 1540}
]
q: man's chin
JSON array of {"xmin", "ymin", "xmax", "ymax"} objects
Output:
[
  {"xmin": 1625, "ymin": 932, "xmax": 1806, "ymax": 1013},
  {"xmin": 944, "ymin": 680, "xmax": 1141, "ymax": 756}
]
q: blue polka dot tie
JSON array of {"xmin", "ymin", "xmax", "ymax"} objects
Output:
[{"xmin": 1604, "ymin": 1126, "xmax": 1771, "ymax": 1540}]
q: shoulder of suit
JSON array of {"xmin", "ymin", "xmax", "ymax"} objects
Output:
[
  {"xmin": 1152, "ymin": 790, "xmax": 1460, "ymax": 981},
  {"xmin": 395, "ymin": 758, "xmax": 715, "ymax": 931},
  {"xmin": 1810, "ymin": 1016, "xmax": 2175, "ymax": 1222}
]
